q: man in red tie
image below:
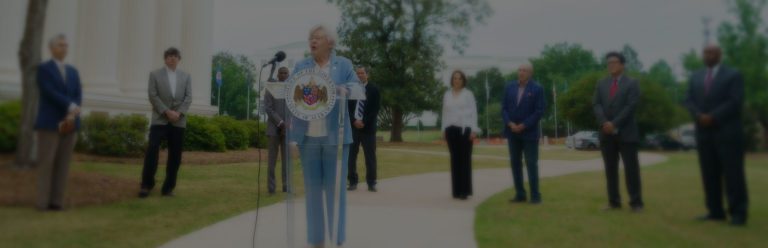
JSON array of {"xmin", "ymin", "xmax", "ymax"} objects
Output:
[
  {"xmin": 684, "ymin": 45, "xmax": 748, "ymax": 226},
  {"xmin": 592, "ymin": 52, "xmax": 643, "ymax": 212}
]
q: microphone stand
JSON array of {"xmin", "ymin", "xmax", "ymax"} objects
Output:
[{"xmin": 251, "ymin": 60, "xmax": 269, "ymax": 248}]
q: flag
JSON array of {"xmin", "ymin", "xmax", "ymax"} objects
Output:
[{"xmin": 215, "ymin": 65, "xmax": 223, "ymax": 88}]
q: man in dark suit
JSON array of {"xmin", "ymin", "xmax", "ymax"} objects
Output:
[
  {"xmin": 34, "ymin": 34, "xmax": 82, "ymax": 211},
  {"xmin": 140, "ymin": 47, "xmax": 193, "ymax": 198},
  {"xmin": 684, "ymin": 45, "xmax": 748, "ymax": 226},
  {"xmin": 592, "ymin": 52, "xmax": 644, "ymax": 212},
  {"xmin": 265, "ymin": 67, "xmax": 289, "ymax": 194},
  {"xmin": 501, "ymin": 64, "xmax": 545, "ymax": 204},
  {"xmin": 347, "ymin": 66, "xmax": 381, "ymax": 192}
]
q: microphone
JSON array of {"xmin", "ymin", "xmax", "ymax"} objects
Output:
[{"xmin": 262, "ymin": 51, "xmax": 286, "ymax": 68}]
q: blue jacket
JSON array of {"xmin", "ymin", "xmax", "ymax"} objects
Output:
[
  {"xmin": 288, "ymin": 53, "xmax": 360, "ymax": 145},
  {"xmin": 34, "ymin": 60, "xmax": 82, "ymax": 131},
  {"xmin": 501, "ymin": 80, "xmax": 545, "ymax": 140}
]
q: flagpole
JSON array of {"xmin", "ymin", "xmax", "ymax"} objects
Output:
[
  {"xmin": 216, "ymin": 64, "xmax": 222, "ymax": 116},
  {"xmin": 484, "ymin": 71, "xmax": 490, "ymax": 142},
  {"xmin": 553, "ymin": 83, "xmax": 558, "ymax": 141},
  {"xmin": 246, "ymin": 72, "xmax": 250, "ymax": 120}
]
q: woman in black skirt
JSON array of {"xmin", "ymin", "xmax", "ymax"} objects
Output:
[{"xmin": 440, "ymin": 70, "xmax": 480, "ymax": 200}]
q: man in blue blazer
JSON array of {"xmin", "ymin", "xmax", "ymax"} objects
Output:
[
  {"xmin": 502, "ymin": 64, "xmax": 545, "ymax": 204},
  {"xmin": 34, "ymin": 34, "xmax": 82, "ymax": 211}
]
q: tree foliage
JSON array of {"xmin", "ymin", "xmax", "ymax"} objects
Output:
[
  {"xmin": 211, "ymin": 52, "xmax": 257, "ymax": 120},
  {"xmin": 558, "ymin": 71, "xmax": 687, "ymax": 136},
  {"xmin": 330, "ymin": 0, "xmax": 492, "ymax": 141},
  {"xmin": 465, "ymin": 67, "xmax": 507, "ymax": 135},
  {"xmin": 717, "ymin": 0, "xmax": 768, "ymax": 149}
]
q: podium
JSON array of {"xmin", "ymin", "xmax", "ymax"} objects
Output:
[{"xmin": 258, "ymin": 68, "xmax": 364, "ymax": 247}]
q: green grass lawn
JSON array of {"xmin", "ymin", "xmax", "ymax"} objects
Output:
[
  {"xmin": 377, "ymin": 130, "xmax": 442, "ymax": 143},
  {"xmin": 475, "ymin": 153, "xmax": 768, "ymax": 248},
  {"xmin": 2, "ymin": 143, "xmax": 575, "ymax": 248}
]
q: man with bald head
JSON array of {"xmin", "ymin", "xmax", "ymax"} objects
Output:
[
  {"xmin": 265, "ymin": 66, "xmax": 290, "ymax": 194},
  {"xmin": 684, "ymin": 45, "xmax": 748, "ymax": 226},
  {"xmin": 502, "ymin": 63, "xmax": 545, "ymax": 204}
]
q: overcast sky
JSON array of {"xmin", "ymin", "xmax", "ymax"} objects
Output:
[{"xmin": 213, "ymin": 0, "xmax": 764, "ymax": 77}]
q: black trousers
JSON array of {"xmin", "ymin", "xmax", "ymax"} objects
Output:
[
  {"xmin": 267, "ymin": 133, "xmax": 288, "ymax": 193},
  {"xmin": 445, "ymin": 126, "xmax": 473, "ymax": 198},
  {"xmin": 599, "ymin": 134, "xmax": 643, "ymax": 208},
  {"xmin": 142, "ymin": 124, "xmax": 185, "ymax": 194},
  {"xmin": 348, "ymin": 129, "xmax": 377, "ymax": 187},
  {"xmin": 696, "ymin": 135, "xmax": 748, "ymax": 220}
]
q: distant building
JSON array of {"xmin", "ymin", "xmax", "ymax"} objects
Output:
[{"xmin": 0, "ymin": 0, "xmax": 217, "ymax": 117}]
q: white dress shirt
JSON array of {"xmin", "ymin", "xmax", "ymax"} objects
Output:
[
  {"xmin": 166, "ymin": 66, "xmax": 178, "ymax": 99},
  {"xmin": 307, "ymin": 62, "xmax": 330, "ymax": 137},
  {"xmin": 441, "ymin": 88, "xmax": 481, "ymax": 133},
  {"xmin": 53, "ymin": 59, "xmax": 66, "ymax": 82}
]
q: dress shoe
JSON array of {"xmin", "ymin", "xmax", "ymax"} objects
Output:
[
  {"xmin": 347, "ymin": 185, "xmax": 357, "ymax": 191},
  {"xmin": 138, "ymin": 189, "xmax": 150, "ymax": 198},
  {"xmin": 730, "ymin": 217, "xmax": 747, "ymax": 226},
  {"xmin": 695, "ymin": 215, "xmax": 726, "ymax": 222},
  {"xmin": 367, "ymin": 185, "xmax": 377, "ymax": 192}
]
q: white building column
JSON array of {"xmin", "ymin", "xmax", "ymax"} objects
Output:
[
  {"xmin": 0, "ymin": 0, "xmax": 27, "ymax": 99},
  {"xmin": 154, "ymin": 0, "xmax": 183, "ymax": 70},
  {"xmin": 75, "ymin": 0, "xmax": 121, "ymax": 93},
  {"xmin": 43, "ymin": 0, "xmax": 80, "ymax": 63},
  {"xmin": 182, "ymin": 0, "xmax": 215, "ymax": 114},
  {"xmin": 118, "ymin": 0, "xmax": 157, "ymax": 95}
]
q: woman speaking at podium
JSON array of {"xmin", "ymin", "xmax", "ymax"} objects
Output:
[{"xmin": 287, "ymin": 24, "xmax": 360, "ymax": 248}]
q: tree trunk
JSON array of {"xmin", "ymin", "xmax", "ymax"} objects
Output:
[
  {"xmin": 13, "ymin": 0, "xmax": 49, "ymax": 169},
  {"xmin": 389, "ymin": 107, "xmax": 404, "ymax": 142}
]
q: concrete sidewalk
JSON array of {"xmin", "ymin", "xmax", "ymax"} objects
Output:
[{"xmin": 160, "ymin": 153, "xmax": 666, "ymax": 248}]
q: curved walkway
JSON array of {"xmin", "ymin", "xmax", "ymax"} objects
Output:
[{"xmin": 161, "ymin": 152, "xmax": 666, "ymax": 248}]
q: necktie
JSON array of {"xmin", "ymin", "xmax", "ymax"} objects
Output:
[
  {"xmin": 704, "ymin": 69, "xmax": 713, "ymax": 95},
  {"xmin": 355, "ymin": 100, "xmax": 365, "ymax": 120},
  {"xmin": 609, "ymin": 78, "xmax": 618, "ymax": 98}
]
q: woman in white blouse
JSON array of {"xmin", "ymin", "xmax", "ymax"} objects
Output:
[{"xmin": 441, "ymin": 70, "xmax": 480, "ymax": 200}]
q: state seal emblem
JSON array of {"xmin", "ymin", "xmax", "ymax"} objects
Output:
[{"xmin": 285, "ymin": 68, "xmax": 336, "ymax": 121}]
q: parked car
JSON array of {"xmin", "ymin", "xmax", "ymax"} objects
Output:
[
  {"xmin": 643, "ymin": 134, "xmax": 686, "ymax": 151},
  {"xmin": 679, "ymin": 129, "xmax": 696, "ymax": 149},
  {"xmin": 566, "ymin": 131, "xmax": 600, "ymax": 150}
]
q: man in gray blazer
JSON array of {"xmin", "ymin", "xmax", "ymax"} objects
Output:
[
  {"xmin": 593, "ymin": 52, "xmax": 644, "ymax": 212},
  {"xmin": 140, "ymin": 47, "xmax": 192, "ymax": 198},
  {"xmin": 265, "ymin": 66, "xmax": 289, "ymax": 194},
  {"xmin": 684, "ymin": 45, "xmax": 748, "ymax": 226}
]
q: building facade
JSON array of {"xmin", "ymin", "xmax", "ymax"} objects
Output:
[{"xmin": 0, "ymin": 0, "xmax": 217, "ymax": 116}]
